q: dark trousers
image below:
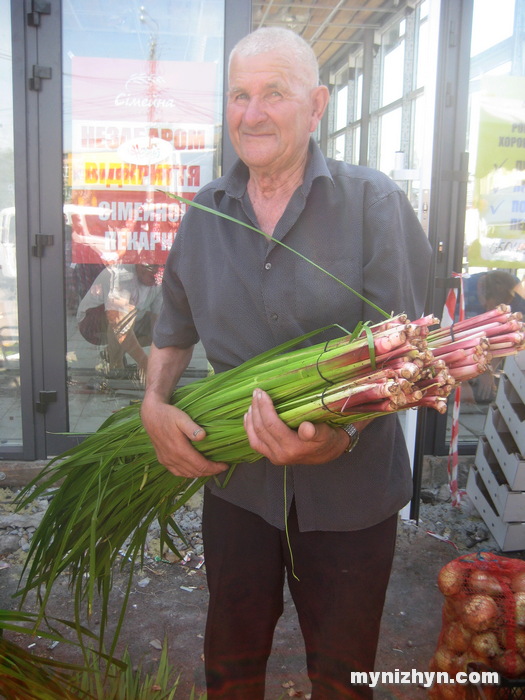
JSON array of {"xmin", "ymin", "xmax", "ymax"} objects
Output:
[{"xmin": 202, "ymin": 489, "xmax": 398, "ymax": 699}]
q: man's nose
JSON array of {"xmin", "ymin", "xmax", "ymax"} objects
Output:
[{"xmin": 243, "ymin": 96, "xmax": 267, "ymax": 124}]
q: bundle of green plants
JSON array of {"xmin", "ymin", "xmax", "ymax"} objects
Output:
[
  {"xmin": 0, "ymin": 609, "xmax": 202, "ymax": 699},
  {"xmin": 13, "ymin": 197, "xmax": 525, "ymax": 658},
  {"xmin": 15, "ymin": 303, "xmax": 525, "ymax": 637}
]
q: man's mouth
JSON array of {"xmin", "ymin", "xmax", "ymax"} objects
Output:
[{"xmin": 241, "ymin": 131, "xmax": 273, "ymax": 139}]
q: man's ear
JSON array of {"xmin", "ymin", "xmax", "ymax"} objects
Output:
[{"xmin": 309, "ymin": 85, "xmax": 330, "ymax": 132}]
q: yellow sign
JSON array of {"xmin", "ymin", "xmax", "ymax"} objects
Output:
[{"xmin": 467, "ymin": 76, "xmax": 525, "ymax": 268}]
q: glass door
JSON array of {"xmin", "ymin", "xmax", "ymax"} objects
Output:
[
  {"xmin": 62, "ymin": 0, "xmax": 225, "ymax": 435},
  {"xmin": 0, "ymin": 0, "xmax": 20, "ymax": 450},
  {"xmin": 1, "ymin": 0, "xmax": 248, "ymax": 460},
  {"xmin": 447, "ymin": 0, "xmax": 525, "ymax": 449}
]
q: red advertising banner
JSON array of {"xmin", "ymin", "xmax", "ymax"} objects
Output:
[{"xmin": 69, "ymin": 57, "xmax": 218, "ymax": 265}]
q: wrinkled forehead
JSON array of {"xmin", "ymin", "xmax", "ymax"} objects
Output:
[{"xmin": 228, "ymin": 49, "xmax": 316, "ymax": 91}]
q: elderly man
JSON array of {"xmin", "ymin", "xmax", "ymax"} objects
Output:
[{"xmin": 141, "ymin": 27, "xmax": 431, "ymax": 699}]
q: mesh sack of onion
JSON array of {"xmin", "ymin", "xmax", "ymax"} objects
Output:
[{"xmin": 429, "ymin": 552, "xmax": 525, "ymax": 700}]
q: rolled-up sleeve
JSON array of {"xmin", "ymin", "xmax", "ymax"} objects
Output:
[{"xmin": 153, "ymin": 223, "xmax": 200, "ymax": 350}]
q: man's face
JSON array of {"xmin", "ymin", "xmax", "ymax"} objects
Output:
[
  {"xmin": 136, "ymin": 264, "xmax": 160, "ymax": 286},
  {"xmin": 227, "ymin": 51, "xmax": 327, "ymax": 173}
]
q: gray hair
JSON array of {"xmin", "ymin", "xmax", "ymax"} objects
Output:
[{"xmin": 229, "ymin": 27, "xmax": 319, "ymax": 88}]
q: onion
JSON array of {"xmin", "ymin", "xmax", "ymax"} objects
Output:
[
  {"xmin": 451, "ymin": 651, "xmax": 483, "ymax": 676},
  {"xmin": 468, "ymin": 570, "xmax": 504, "ymax": 596},
  {"xmin": 433, "ymin": 682, "xmax": 467, "ymax": 700},
  {"xmin": 497, "ymin": 627, "xmax": 525, "ymax": 655},
  {"xmin": 471, "ymin": 631, "xmax": 502, "ymax": 658},
  {"xmin": 460, "ymin": 594, "xmax": 499, "ymax": 632},
  {"xmin": 433, "ymin": 645, "xmax": 459, "ymax": 674},
  {"xmin": 442, "ymin": 621, "xmax": 471, "ymax": 653},
  {"xmin": 438, "ymin": 560, "xmax": 466, "ymax": 596},
  {"xmin": 511, "ymin": 571, "xmax": 525, "ymax": 594},
  {"xmin": 492, "ymin": 649, "xmax": 525, "ymax": 678},
  {"xmin": 428, "ymin": 684, "xmax": 446, "ymax": 700},
  {"xmin": 516, "ymin": 592, "xmax": 525, "ymax": 626},
  {"xmin": 442, "ymin": 598, "xmax": 460, "ymax": 623},
  {"xmin": 516, "ymin": 629, "xmax": 525, "ymax": 656}
]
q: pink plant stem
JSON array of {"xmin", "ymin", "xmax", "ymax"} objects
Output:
[
  {"xmin": 410, "ymin": 314, "xmax": 440, "ymax": 327},
  {"xmin": 433, "ymin": 348, "xmax": 468, "ymax": 365},
  {"xmin": 435, "ymin": 305, "xmax": 511, "ymax": 336},
  {"xmin": 490, "ymin": 348, "xmax": 520, "ymax": 358},
  {"xmin": 341, "ymin": 398, "xmax": 396, "ymax": 415},
  {"xmin": 448, "ymin": 363, "xmax": 488, "ymax": 381},
  {"xmin": 409, "ymin": 396, "xmax": 448, "ymax": 413},
  {"xmin": 488, "ymin": 332, "xmax": 525, "ymax": 348},
  {"xmin": 430, "ymin": 337, "xmax": 487, "ymax": 355}
]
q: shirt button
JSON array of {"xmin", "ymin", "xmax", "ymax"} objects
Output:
[
  {"xmin": 270, "ymin": 313, "xmax": 278, "ymax": 321},
  {"xmin": 264, "ymin": 262, "xmax": 272, "ymax": 270}
]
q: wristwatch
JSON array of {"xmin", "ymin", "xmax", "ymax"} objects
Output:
[{"xmin": 341, "ymin": 423, "xmax": 360, "ymax": 454}]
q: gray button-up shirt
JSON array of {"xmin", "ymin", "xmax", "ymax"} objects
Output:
[{"xmin": 154, "ymin": 140, "xmax": 432, "ymax": 532}]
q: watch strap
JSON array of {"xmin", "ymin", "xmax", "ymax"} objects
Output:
[{"xmin": 341, "ymin": 423, "xmax": 360, "ymax": 454}]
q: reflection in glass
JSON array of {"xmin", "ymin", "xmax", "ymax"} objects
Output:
[
  {"xmin": 352, "ymin": 126, "xmax": 361, "ymax": 166},
  {"xmin": 335, "ymin": 82, "xmax": 348, "ymax": 132},
  {"xmin": 76, "ymin": 263, "xmax": 163, "ymax": 381},
  {"xmin": 0, "ymin": 0, "xmax": 21, "ymax": 446},
  {"xmin": 470, "ymin": 0, "xmax": 515, "ymax": 56},
  {"xmin": 382, "ymin": 28, "xmax": 405, "ymax": 107},
  {"xmin": 448, "ymin": 0, "xmax": 524, "ymax": 445},
  {"xmin": 378, "ymin": 108, "xmax": 402, "ymax": 176},
  {"xmin": 355, "ymin": 68, "xmax": 363, "ymax": 122},
  {"xmin": 63, "ymin": 0, "xmax": 224, "ymax": 433},
  {"xmin": 447, "ymin": 269, "xmax": 525, "ymax": 444},
  {"xmin": 416, "ymin": 9, "xmax": 429, "ymax": 90},
  {"xmin": 334, "ymin": 134, "xmax": 346, "ymax": 162}
]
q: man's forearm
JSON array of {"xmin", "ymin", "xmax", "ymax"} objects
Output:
[
  {"xmin": 118, "ymin": 329, "xmax": 147, "ymax": 365},
  {"xmin": 144, "ymin": 343, "xmax": 194, "ymax": 404}
]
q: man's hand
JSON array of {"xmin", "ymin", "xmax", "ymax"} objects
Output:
[
  {"xmin": 141, "ymin": 398, "xmax": 229, "ymax": 478},
  {"xmin": 243, "ymin": 388, "xmax": 370, "ymax": 465},
  {"xmin": 141, "ymin": 343, "xmax": 229, "ymax": 478}
]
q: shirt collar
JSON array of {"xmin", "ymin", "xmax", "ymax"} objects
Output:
[{"xmin": 220, "ymin": 138, "xmax": 334, "ymax": 203}]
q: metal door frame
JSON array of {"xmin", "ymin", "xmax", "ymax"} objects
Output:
[
  {"xmin": 411, "ymin": 0, "xmax": 474, "ymax": 517},
  {"xmin": 420, "ymin": 0, "xmax": 474, "ymax": 459},
  {"xmin": 4, "ymin": 0, "xmax": 250, "ymax": 460}
]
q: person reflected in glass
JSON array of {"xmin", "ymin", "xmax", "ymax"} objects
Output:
[
  {"xmin": 76, "ymin": 261, "xmax": 162, "ymax": 381},
  {"xmin": 464, "ymin": 269, "xmax": 525, "ymax": 403},
  {"xmin": 465, "ymin": 269, "xmax": 525, "ymax": 318}
]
